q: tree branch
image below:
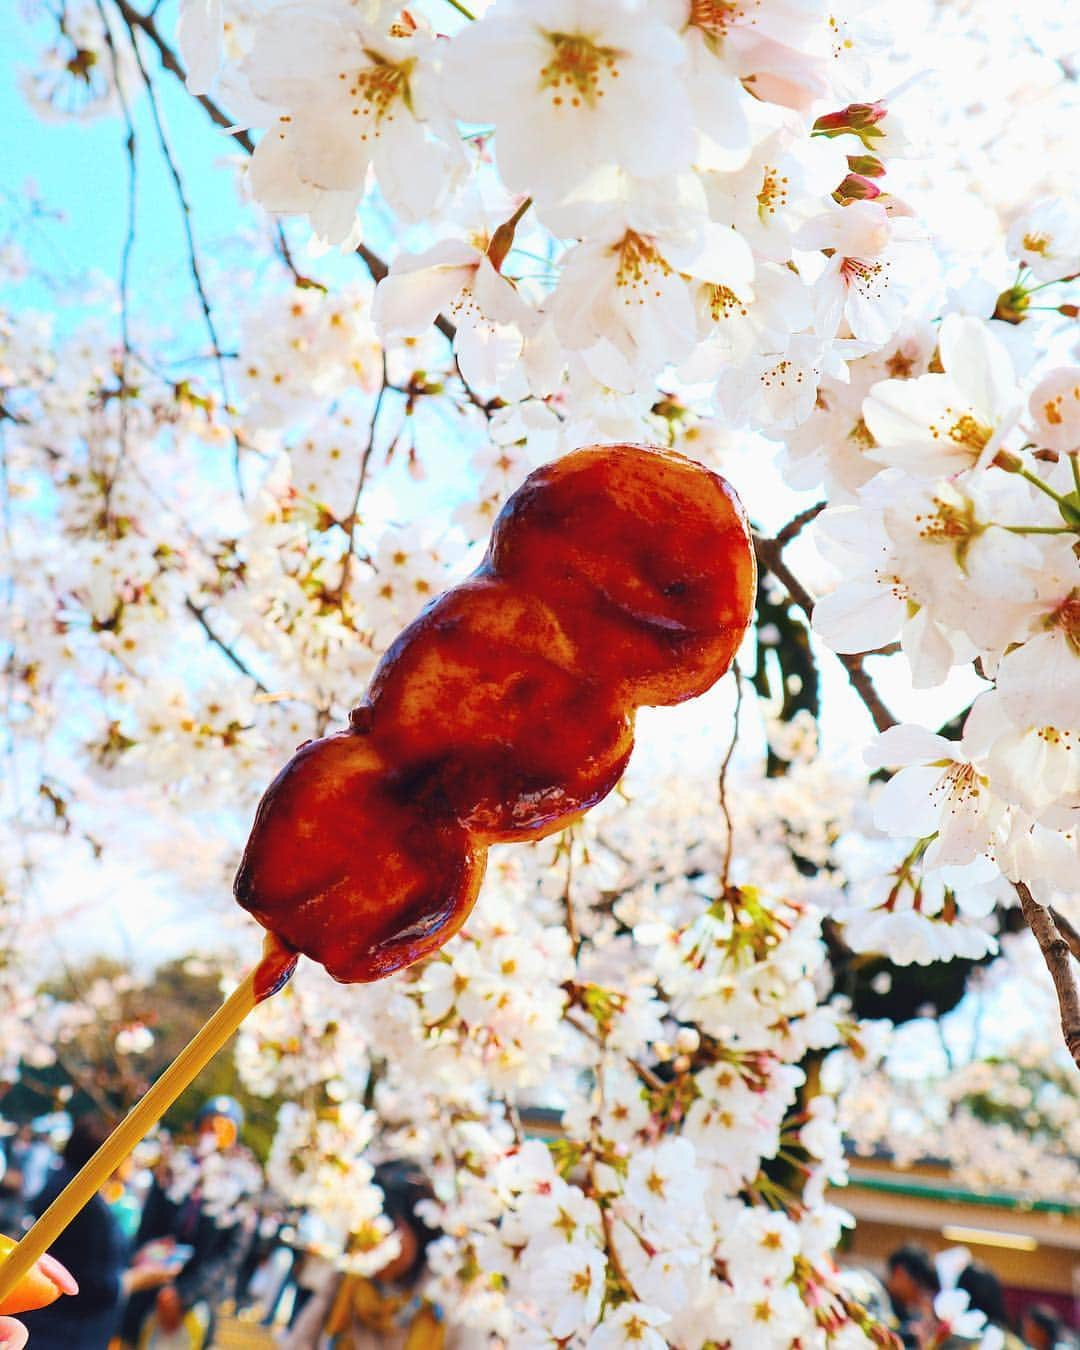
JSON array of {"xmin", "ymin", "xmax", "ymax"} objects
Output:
[
  {"xmin": 774, "ymin": 501, "xmax": 826, "ymax": 547},
  {"xmin": 184, "ymin": 598, "xmax": 269, "ymax": 693},
  {"xmin": 1015, "ymin": 882, "xmax": 1080, "ymax": 1068},
  {"xmin": 1049, "ymin": 905, "xmax": 1080, "ymax": 964},
  {"xmin": 752, "ymin": 531, "xmax": 897, "ymax": 734},
  {"xmin": 330, "ymin": 353, "xmax": 390, "ymax": 605},
  {"xmin": 114, "ymin": 4, "xmax": 249, "ymax": 494},
  {"xmin": 107, "ymin": 0, "xmax": 462, "ymax": 353},
  {"xmin": 717, "ymin": 660, "xmax": 743, "ymax": 888},
  {"xmin": 91, "ymin": 0, "xmax": 137, "ymax": 508},
  {"xmin": 110, "ymin": 0, "xmax": 255, "ymax": 151}
]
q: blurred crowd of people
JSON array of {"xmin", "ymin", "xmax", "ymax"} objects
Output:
[
  {"xmin": 841, "ymin": 1242, "xmax": 1077, "ymax": 1350},
  {"xmin": 1, "ymin": 1099, "xmax": 255, "ymax": 1349},
  {"xmin": 0, "ymin": 1106, "xmax": 459, "ymax": 1350},
  {"xmin": 0, "ymin": 1111, "xmax": 1075, "ymax": 1350}
]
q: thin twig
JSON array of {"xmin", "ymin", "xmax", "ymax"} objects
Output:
[
  {"xmin": 91, "ymin": 0, "xmax": 137, "ymax": 509},
  {"xmin": 273, "ymin": 223, "xmax": 324, "ymax": 291},
  {"xmin": 595, "ymin": 1179, "xmax": 637, "ymax": 1303},
  {"xmin": 561, "ymin": 839, "xmax": 580, "ymax": 954},
  {"xmin": 753, "ymin": 531, "xmax": 898, "ymax": 734},
  {"xmin": 717, "ymin": 660, "xmax": 743, "ymax": 889},
  {"xmin": 184, "ymin": 599, "xmax": 269, "ymax": 693},
  {"xmin": 586, "ymin": 1068, "xmax": 638, "ymax": 1303},
  {"xmin": 109, "ymin": 0, "xmax": 255, "ymax": 151},
  {"xmin": 331, "ymin": 354, "xmax": 390, "ymax": 604},
  {"xmin": 107, "ymin": 0, "xmax": 462, "ymax": 353},
  {"xmin": 564, "ymin": 1012, "xmax": 663, "ymax": 1093},
  {"xmin": 114, "ymin": 6, "xmax": 247, "ymax": 495},
  {"xmin": 774, "ymin": 501, "xmax": 826, "ymax": 547},
  {"xmin": 626, "ymin": 1055, "xmax": 665, "ymax": 1094},
  {"xmin": 1015, "ymin": 882, "xmax": 1080, "ymax": 1068},
  {"xmin": 1050, "ymin": 906, "xmax": 1080, "ymax": 964}
]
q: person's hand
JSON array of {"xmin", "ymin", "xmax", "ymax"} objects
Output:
[
  {"xmin": 122, "ymin": 1264, "xmax": 175, "ymax": 1295},
  {"xmin": 0, "ymin": 1316, "xmax": 27, "ymax": 1349},
  {"xmin": 0, "ymin": 1238, "xmax": 78, "ymax": 1319}
]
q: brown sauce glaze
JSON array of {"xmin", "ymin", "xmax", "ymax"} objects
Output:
[
  {"xmin": 233, "ymin": 732, "xmax": 486, "ymax": 982},
  {"xmin": 234, "ymin": 444, "xmax": 755, "ymax": 983},
  {"xmin": 361, "ymin": 576, "xmax": 634, "ymax": 842}
]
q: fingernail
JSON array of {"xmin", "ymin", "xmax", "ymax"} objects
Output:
[{"xmin": 38, "ymin": 1253, "xmax": 79, "ymax": 1296}]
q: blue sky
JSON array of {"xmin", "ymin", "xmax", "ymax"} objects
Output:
[{"xmin": 2, "ymin": 2, "xmax": 258, "ymax": 337}]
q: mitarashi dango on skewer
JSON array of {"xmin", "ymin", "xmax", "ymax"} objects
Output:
[
  {"xmin": 235, "ymin": 443, "xmax": 755, "ymax": 981},
  {"xmin": 0, "ymin": 442, "xmax": 755, "ymax": 1303}
]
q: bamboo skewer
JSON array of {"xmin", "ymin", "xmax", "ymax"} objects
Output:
[{"xmin": 0, "ymin": 936, "xmax": 296, "ymax": 1305}]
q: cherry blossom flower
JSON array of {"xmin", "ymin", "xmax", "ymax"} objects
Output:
[
  {"xmin": 863, "ymin": 314, "xmax": 1021, "ymax": 476},
  {"xmin": 995, "ymin": 583, "xmax": 1080, "ymax": 732},
  {"xmin": 976, "ymin": 691, "xmax": 1079, "ymax": 821},
  {"xmin": 673, "ymin": 0, "xmax": 833, "ymax": 113},
  {"xmin": 528, "ymin": 1242, "xmax": 606, "ymax": 1338},
  {"xmin": 797, "ymin": 199, "xmax": 930, "ymax": 345},
  {"xmin": 878, "ymin": 474, "xmax": 1059, "ymax": 656},
  {"xmin": 1029, "ymin": 367, "xmax": 1080, "ymax": 452},
  {"xmin": 443, "ymin": 0, "xmax": 694, "ymax": 204},
  {"xmin": 552, "ymin": 214, "xmax": 753, "ymax": 388},
  {"xmin": 1007, "ymin": 197, "xmax": 1080, "ymax": 281},
  {"xmin": 715, "ymin": 334, "xmax": 833, "ymax": 431},
  {"xmin": 834, "ymin": 839, "xmax": 1003, "ymax": 964},
  {"xmin": 998, "ymin": 816, "xmax": 1080, "ymax": 903},
  {"xmin": 374, "ymin": 236, "xmax": 536, "ymax": 398},
  {"xmin": 866, "ymin": 724, "xmax": 1007, "ymax": 869},
  {"xmin": 245, "ymin": 5, "xmax": 461, "ymax": 243},
  {"xmin": 720, "ymin": 1281, "xmax": 814, "ymax": 1350},
  {"xmin": 686, "ymin": 260, "xmax": 811, "ymax": 370},
  {"xmin": 177, "ymin": 0, "xmax": 223, "ymax": 95},
  {"xmin": 932, "ymin": 1288, "xmax": 987, "ymax": 1342},
  {"xmin": 783, "ymin": 322, "xmax": 936, "ymax": 495},
  {"xmin": 720, "ymin": 1208, "xmax": 800, "ymax": 1287},
  {"xmin": 586, "ymin": 1302, "xmax": 669, "ymax": 1350},
  {"xmin": 812, "ymin": 497, "xmax": 970, "ymax": 687},
  {"xmin": 705, "ymin": 127, "xmax": 848, "ymax": 264},
  {"xmin": 624, "ymin": 1138, "xmax": 705, "ymax": 1236},
  {"xmin": 670, "ymin": 8, "xmax": 751, "ymax": 170}
]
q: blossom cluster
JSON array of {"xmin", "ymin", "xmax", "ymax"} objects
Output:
[
  {"xmin": 809, "ymin": 252, "xmax": 1080, "ymax": 962},
  {"xmin": 235, "ymin": 767, "xmax": 883, "ymax": 1347},
  {"xmin": 4, "ymin": 0, "xmax": 1079, "ymax": 1344},
  {"xmin": 172, "ymin": 0, "xmax": 941, "ymax": 453},
  {"xmin": 838, "ymin": 1031, "xmax": 1080, "ymax": 1207}
]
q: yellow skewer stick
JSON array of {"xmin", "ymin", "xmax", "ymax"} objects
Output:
[{"xmin": 0, "ymin": 935, "xmax": 294, "ymax": 1305}]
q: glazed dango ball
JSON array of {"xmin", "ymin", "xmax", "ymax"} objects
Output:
[{"xmin": 234, "ymin": 444, "xmax": 755, "ymax": 983}]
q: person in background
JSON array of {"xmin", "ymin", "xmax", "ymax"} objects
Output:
[
  {"xmin": 120, "ymin": 1097, "xmax": 261, "ymax": 1346},
  {"xmin": 104, "ymin": 1153, "xmax": 144, "ymax": 1245},
  {"xmin": 136, "ymin": 1285, "xmax": 206, "ymax": 1350},
  {"xmin": 0, "ymin": 1127, "xmax": 27, "ymax": 1234},
  {"xmin": 1021, "ymin": 1305, "xmax": 1063, "ymax": 1350},
  {"xmin": 19, "ymin": 1118, "xmax": 173, "ymax": 1350},
  {"xmin": 954, "ymin": 1263, "xmax": 1024, "ymax": 1349},
  {"xmin": 281, "ymin": 1161, "xmax": 457, "ymax": 1350},
  {"xmin": 18, "ymin": 1132, "xmax": 54, "ymax": 1214},
  {"xmin": 0, "ymin": 1127, "xmax": 54, "ymax": 1234},
  {"xmin": 884, "ymin": 1244, "xmax": 941, "ymax": 1348}
]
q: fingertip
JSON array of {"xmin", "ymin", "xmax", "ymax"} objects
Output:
[
  {"xmin": 38, "ymin": 1253, "xmax": 78, "ymax": 1297},
  {"xmin": 0, "ymin": 1315, "xmax": 29, "ymax": 1349}
]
